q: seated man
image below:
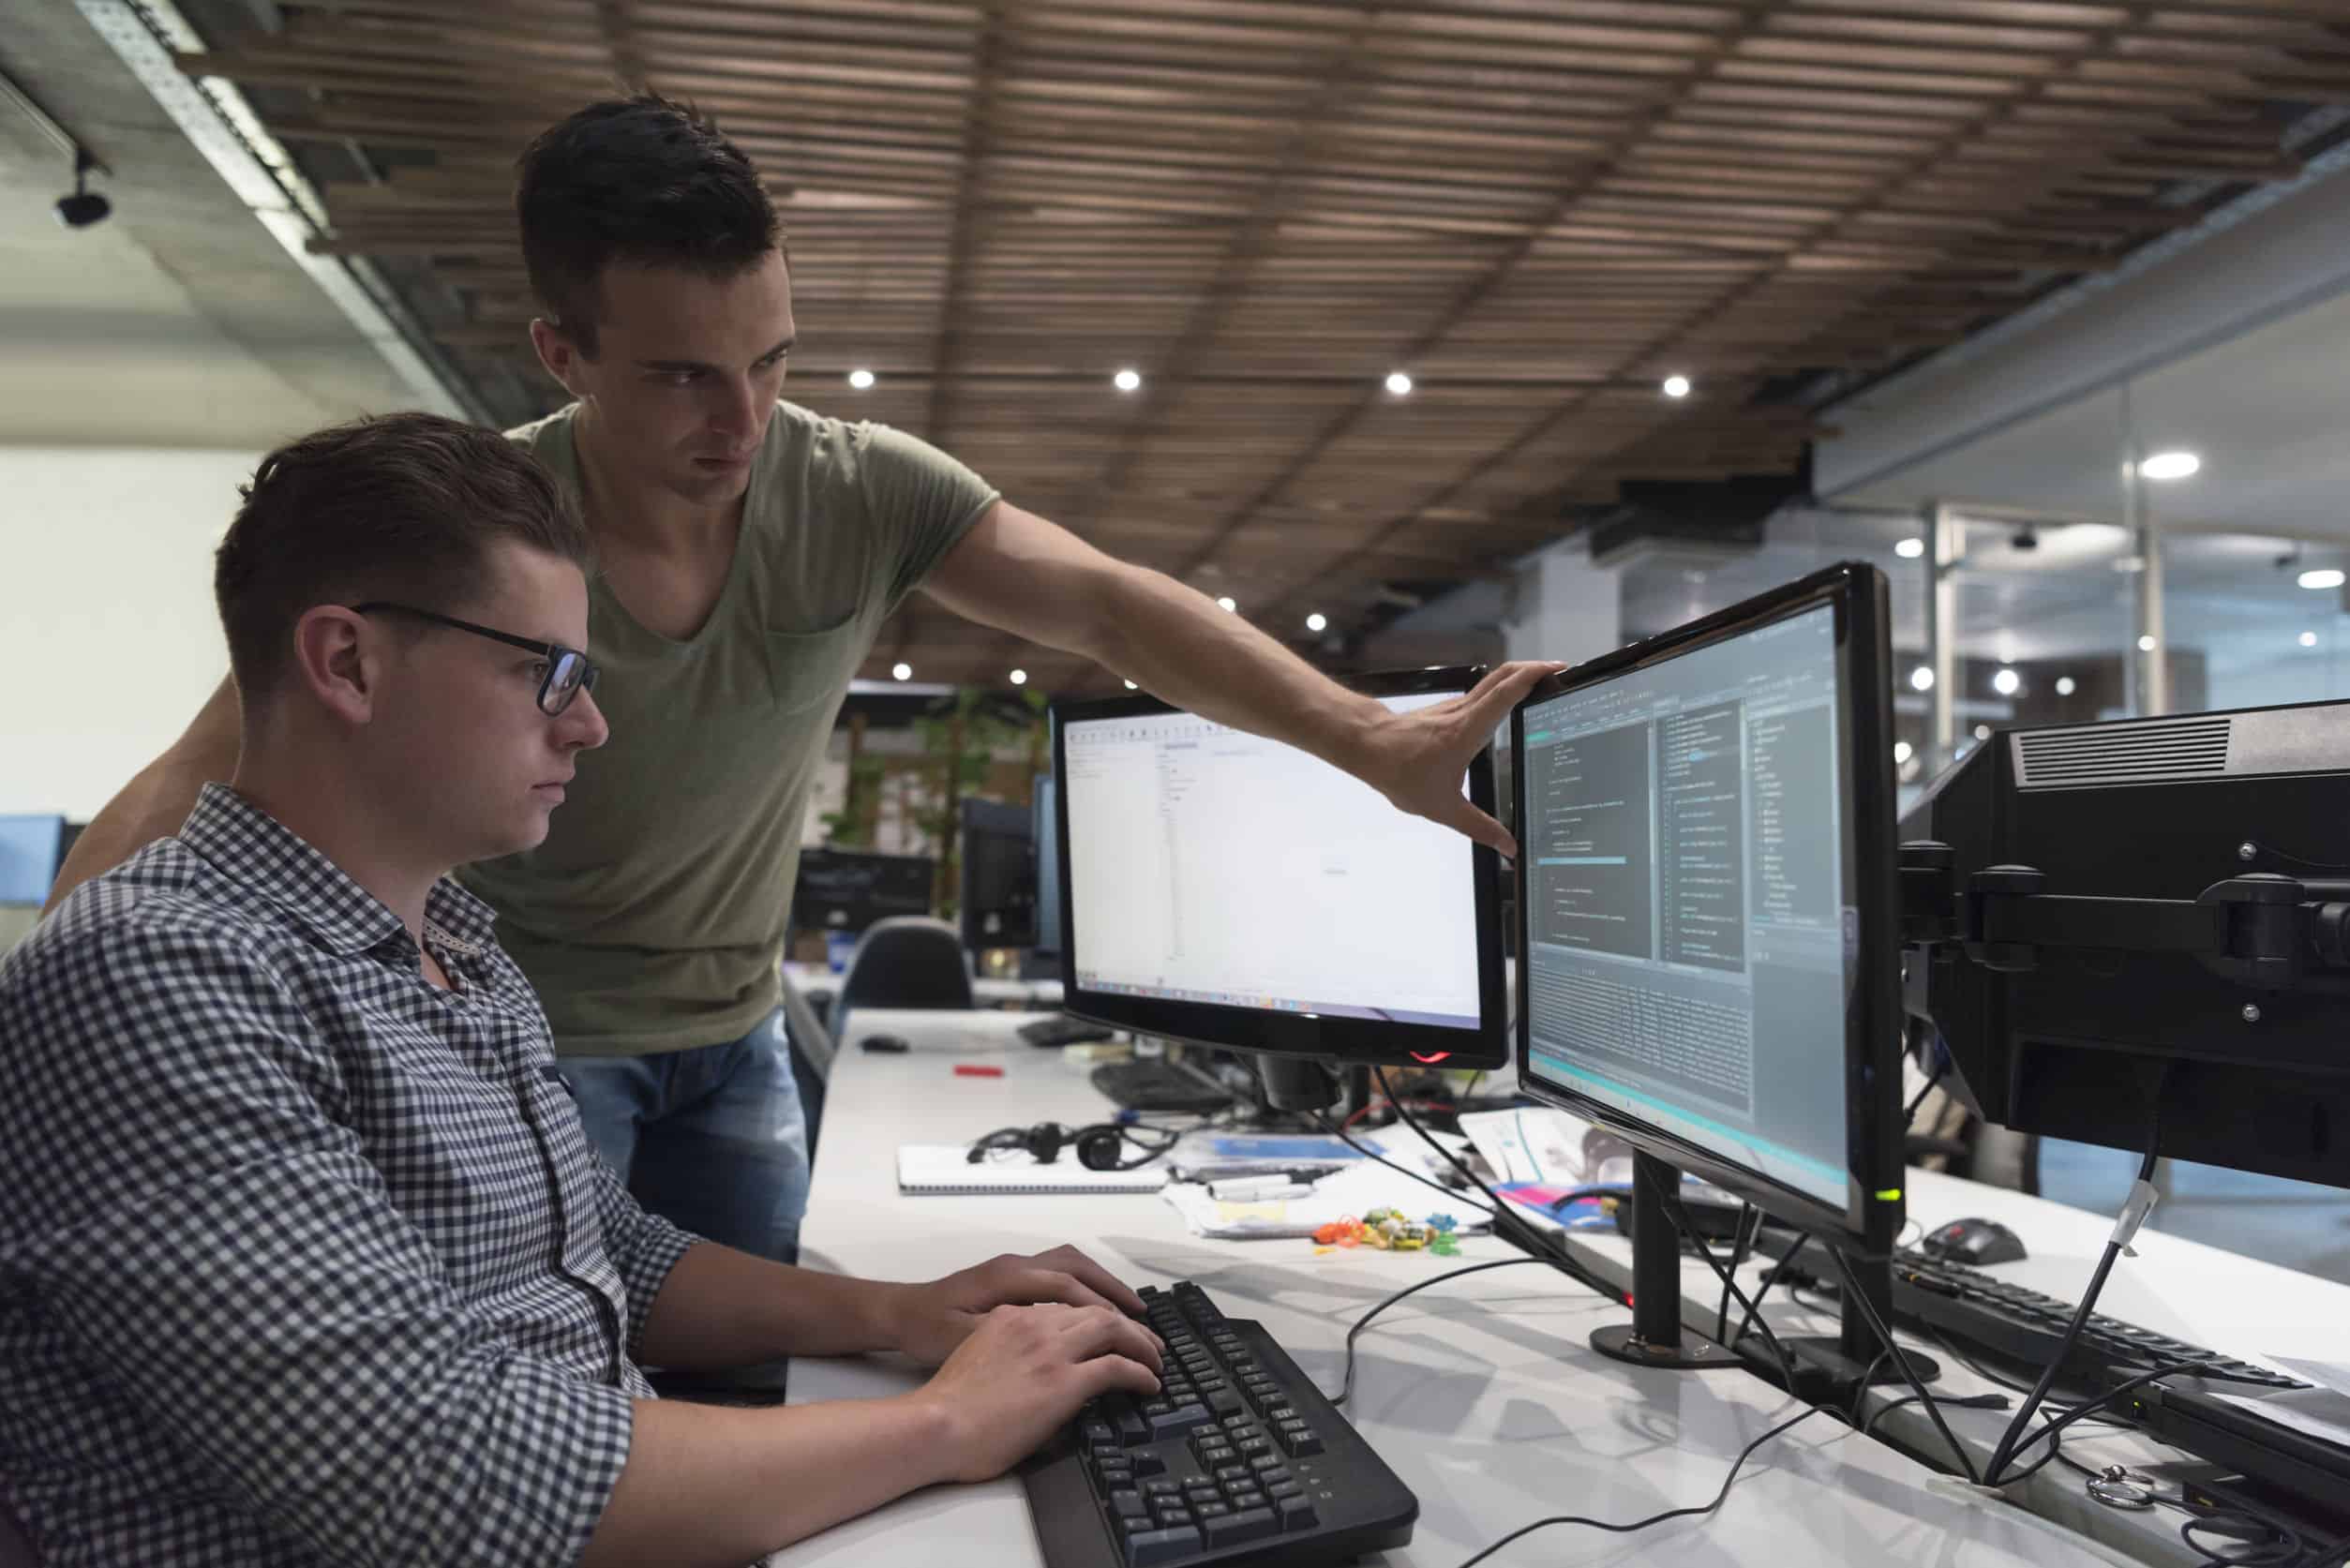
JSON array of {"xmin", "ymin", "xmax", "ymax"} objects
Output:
[{"xmin": 0, "ymin": 413, "xmax": 1162, "ymax": 1566}]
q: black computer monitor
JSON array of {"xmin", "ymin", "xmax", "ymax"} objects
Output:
[
  {"xmin": 959, "ymin": 797, "xmax": 1038, "ymax": 950},
  {"xmin": 1901, "ymin": 700, "xmax": 2350, "ymax": 1190},
  {"xmin": 1512, "ymin": 562, "xmax": 1905, "ymax": 1254},
  {"xmin": 1033, "ymin": 773, "xmax": 1063, "ymax": 959},
  {"xmin": 1050, "ymin": 667, "xmax": 1508, "ymax": 1073},
  {"xmin": 790, "ymin": 847, "xmax": 935, "ymax": 938}
]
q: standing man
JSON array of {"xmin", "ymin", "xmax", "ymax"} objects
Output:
[{"xmin": 50, "ymin": 95, "xmax": 1559, "ymax": 1269}]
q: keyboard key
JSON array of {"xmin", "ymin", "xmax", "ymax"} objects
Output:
[
  {"xmin": 1280, "ymin": 1429, "xmax": 1325, "ymax": 1456},
  {"xmin": 1146, "ymin": 1403, "xmax": 1212, "ymax": 1439},
  {"xmin": 1109, "ymin": 1488, "xmax": 1147, "ymax": 1519},
  {"xmin": 1268, "ymin": 1481, "xmax": 1304, "ymax": 1501},
  {"xmin": 1130, "ymin": 1451, "xmax": 1165, "ymax": 1477},
  {"xmin": 1205, "ymin": 1507, "xmax": 1280, "ymax": 1548},
  {"xmin": 1197, "ymin": 1445, "xmax": 1235, "ymax": 1469},
  {"xmin": 1248, "ymin": 1455, "xmax": 1284, "ymax": 1473},
  {"xmin": 1259, "ymin": 1466, "xmax": 1292, "ymax": 1487},
  {"xmin": 1237, "ymin": 1439, "xmax": 1274, "ymax": 1460},
  {"xmin": 1277, "ymin": 1495, "xmax": 1318, "ymax": 1531},
  {"xmin": 1214, "ymin": 1464, "xmax": 1252, "ymax": 1484},
  {"xmin": 1226, "ymin": 1490, "xmax": 1266, "ymax": 1514},
  {"xmin": 1205, "ymin": 1388, "xmax": 1244, "ymax": 1416},
  {"xmin": 1194, "ymin": 1501, "xmax": 1232, "ymax": 1519},
  {"xmin": 1185, "ymin": 1486, "xmax": 1219, "ymax": 1505},
  {"xmin": 1082, "ymin": 1421, "xmax": 1115, "ymax": 1445},
  {"xmin": 1142, "ymin": 1478, "xmax": 1182, "ymax": 1499},
  {"xmin": 1123, "ymin": 1524, "xmax": 1202, "ymax": 1566},
  {"xmin": 1265, "ymin": 1406, "xmax": 1298, "ymax": 1424}
]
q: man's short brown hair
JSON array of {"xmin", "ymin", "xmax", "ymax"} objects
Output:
[
  {"xmin": 214, "ymin": 412, "xmax": 591, "ymax": 702},
  {"xmin": 516, "ymin": 94, "xmax": 783, "ymax": 359}
]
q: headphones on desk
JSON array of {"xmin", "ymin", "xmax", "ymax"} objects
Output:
[{"xmin": 965, "ymin": 1120, "xmax": 1179, "ymax": 1172}]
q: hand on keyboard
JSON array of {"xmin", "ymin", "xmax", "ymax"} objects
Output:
[
  {"xmin": 915, "ymin": 1304, "xmax": 1167, "ymax": 1484},
  {"xmin": 889, "ymin": 1244, "xmax": 1157, "ymax": 1366}
]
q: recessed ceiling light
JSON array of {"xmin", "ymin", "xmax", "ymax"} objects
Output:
[
  {"xmin": 891, "ymin": 662, "xmax": 911, "ymax": 680},
  {"xmin": 2302, "ymin": 631, "xmax": 2321, "ymax": 648},
  {"xmin": 2055, "ymin": 676, "xmax": 2077, "ymax": 695},
  {"xmin": 848, "ymin": 368, "xmax": 876, "ymax": 390},
  {"xmin": 1893, "ymin": 740, "xmax": 1914, "ymax": 765},
  {"xmin": 1385, "ymin": 370, "xmax": 1414, "ymax": 396},
  {"xmin": 1894, "ymin": 538, "xmax": 1925, "ymax": 560},
  {"xmin": 1009, "ymin": 668, "xmax": 1028, "ymax": 686},
  {"xmin": 1992, "ymin": 667, "xmax": 2021, "ymax": 696},
  {"xmin": 1114, "ymin": 367, "xmax": 1142, "ymax": 393},
  {"xmin": 1217, "ymin": 596, "xmax": 1237, "ymax": 613},
  {"xmin": 2137, "ymin": 635, "xmax": 2158, "ymax": 652},
  {"xmin": 2298, "ymin": 568, "xmax": 2344, "ymax": 590},
  {"xmin": 1974, "ymin": 724, "xmax": 1993, "ymax": 740},
  {"xmin": 1662, "ymin": 374, "xmax": 1691, "ymax": 399},
  {"xmin": 1909, "ymin": 666, "xmax": 1935, "ymax": 693},
  {"xmin": 2139, "ymin": 451, "xmax": 2200, "ymax": 482},
  {"xmin": 1123, "ymin": 679, "xmax": 1138, "ymax": 690},
  {"xmin": 1306, "ymin": 612, "xmax": 1327, "ymax": 633}
]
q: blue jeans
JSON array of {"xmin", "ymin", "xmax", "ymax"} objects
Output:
[{"xmin": 560, "ymin": 1008, "xmax": 811, "ymax": 1265}]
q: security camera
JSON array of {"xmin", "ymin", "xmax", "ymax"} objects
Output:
[
  {"xmin": 54, "ymin": 188, "xmax": 110, "ymax": 228},
  {"xmin": 53, "ymin": 146, "xmax": 109, "ymax": 230}
]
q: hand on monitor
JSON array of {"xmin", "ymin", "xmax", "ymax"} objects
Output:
[
  {"xmin": 1358, "ymin": 660, "xmax": 1566, "ymax": 858},
  {"xmin": 909, "ymin": 1302, "xmax": 1165, "ymax": 1484},
  {"xmin": 884, "ymin": 1243, "xmax": 1158, "ymax": 1367}
]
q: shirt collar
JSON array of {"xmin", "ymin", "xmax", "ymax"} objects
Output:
[{"xmin": 178, "ymin": 784, "xmax": 496, "ymax": 959}]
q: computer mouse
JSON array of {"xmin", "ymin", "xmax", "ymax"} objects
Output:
[
  {"xmin": 1923, "ymin": 1217, "xmax": 2028, "ymax": 1266},
  {"xmin": 860, "ymin": 1035, "xmax": 911, "ymax": 1053}
]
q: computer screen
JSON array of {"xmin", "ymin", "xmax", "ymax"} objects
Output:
[
  {"xmin": 790, "ymin": 848, "xmax": 934, "ymax": 936},
  {"xmin": 1033, "ymin": 774, "xmax": 1063, "ymax": 957},
  {"xmin": 1053, "ymin": 667, "xmax": 1507, "ymax": 1069},
  {"xmin": 1513, "ymin": 564, "xmax": 1902, "ymax": 1244},
  {"xmin": 0, "ymin": 815, "xmax": 66, "ymax": 905},
  {"xmin": 959, "ymin": 798, "xmax": 1038, "ymax": 949}
]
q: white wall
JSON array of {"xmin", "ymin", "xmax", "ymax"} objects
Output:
[
  {"xmin": 0, "ymin": 447, "xmax": 254, "ymax": 817},
  {"xmin": 1503, "ymin": 541, "xmax": 1621, "ymax": 668}
]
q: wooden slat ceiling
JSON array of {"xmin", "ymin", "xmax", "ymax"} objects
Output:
[{"xmin": 183, "ymin": 0, "xmax": 2348, "ymax": 693}]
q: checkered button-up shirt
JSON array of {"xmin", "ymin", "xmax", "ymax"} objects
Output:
[{"xmin": 0, "ymin": 784, "xmax": 699, "ymax": 1565}]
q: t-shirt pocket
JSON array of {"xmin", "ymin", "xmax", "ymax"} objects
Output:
[{"xmin": 765, "ymin": 614, "xmax": 868, "ymax": 713}]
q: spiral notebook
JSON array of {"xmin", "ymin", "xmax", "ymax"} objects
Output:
[{"xmin": 896, "ymin": 1144, "xmax": 1169, "ymax": 1195}]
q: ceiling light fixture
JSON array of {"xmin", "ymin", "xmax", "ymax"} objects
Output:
[
  {"xmin": 1662, "ymin": 375, "xmax": 1691, "ymax": 399},
  {"xmin": 1909, "ymin": 666, "xmax": 1935, "ymax": 693},
  {"xmin": 1010, "ymin": 668, "xmax": 1028, "ymax": 686},
  {"xmin": 2137, "ymin": 635, "xmax": 2158, "ymax": 653},
  {"xmin": 1123, "ymin": 679, "xmax": 1138, "ymax": 690},
  {"xmin": 1893, "ymin": 740, "xmax": 1914, "ymax": 765},
  {"xmin": 1992, "ymin": 667, "xmax": 2021, "ymax": 696},
  {"xmin": 2301, "ymin": 632, "xmax": 2321, "ymax": 649},
  {"xmin": 1306, "ymin": 612, "xmax": 1327, "ymax": 633},
  {"xmin": 1385, "ymin": 370, "xmax": 1414, "ymax": 396},
  {"xmin": 847, "ymin": 368, "xmax": 876, "ymax": 390},
  {"xmin": 1114, "ymin": 367, "xmax": 1142, "ymax": 393},
  {"xmin": 1895, "ymin": 538, "xmax": 1925, "ymax": 560},
  {"xmin": 1217, "ymin": 596, "xmax": 1237, "ymax": 613},
  {"xmin": 891, "ymin": 662, "xmax": 911, "ymax": 681},
  {"xmin": 2139, "ymin": 451, "xmax": 2201, "ymax": 482},
  {"xmin": 2298, "ymin": 568, "xmax": 2345, "ymax": 591},
  {"xmin": 2056, "ymin": 676, "xmax": 2077, "ymax": 696}
]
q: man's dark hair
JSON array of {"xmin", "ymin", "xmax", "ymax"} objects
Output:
[
  {"xmin": 215, "ymin": 412, "xmax": 591, "ymax": 703},
  {"xmin": 516, "ymin": 94, "xmax": 783, "ymax": 357}
]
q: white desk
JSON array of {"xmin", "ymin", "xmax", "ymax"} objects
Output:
[
  {"xmin": 785, "ymin": 962, "xmax": 1062, "ymax": 1012},
  {"xmin": 772, "ymin": 1022, "xmax": 2134, "ymax": 1568}
]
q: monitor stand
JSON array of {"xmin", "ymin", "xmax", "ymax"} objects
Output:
[{"xmin": 1588, "ymin": 1153, "xmax": 1743, "ymax": 1372}]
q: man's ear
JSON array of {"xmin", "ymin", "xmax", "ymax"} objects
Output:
[
  {"xmin": 530, "ymin": 318, "xmax": 590, "ymax": 399},
  {"xmin": 289, "ymin": 605, "xmax": 379, "ymax": 726}
]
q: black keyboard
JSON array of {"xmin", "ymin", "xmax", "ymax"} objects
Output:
[
  {"xmin": 1020, "ymin": 1280, "xmax": 1417, "ymax": 1568},
  {"xmin": 1023, "ymin": 1013, "xmax": 1117, "ymax": 1047},
  {"xmin": 1777, "ymin": 1240, "xmax": 2310, "ymax": 1395},
  {"xmin": 1091, "ymin": 1059, "xmax": 1235, "ymax": 1114}
]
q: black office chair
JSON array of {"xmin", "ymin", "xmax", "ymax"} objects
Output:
[{"xmin": 830, "ymin": 916, "xmax": 974, "ymax": 1045}]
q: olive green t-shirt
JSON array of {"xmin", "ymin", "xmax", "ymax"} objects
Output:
[{"xmin": 459, "ymin": 400, "xmax": 998, "ymax": 1056}]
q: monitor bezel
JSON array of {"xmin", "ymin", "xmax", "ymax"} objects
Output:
[
  {"xmin": 1510, "ymin": 562, "xmax": 1904, "ymax": 1253},
  {"xmin": 1051, "ymin": 665, "xmax": 1509, "ymax": 1070},
  {"xmin": 788, "ymin": 846, "xmax": 937, "ymax": 937}
]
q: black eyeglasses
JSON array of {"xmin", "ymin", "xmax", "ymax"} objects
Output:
[{"xmin": 352, "ymin": 603, "xmax": 600, "ymax": 716}]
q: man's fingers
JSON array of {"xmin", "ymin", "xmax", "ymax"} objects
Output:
[
  {"xmin": 1034, "ymin": 1246, "xmax": 1148, "ymax": 1318},
  {"xmin": 1424, "ymin": 790, "xmax": 1517, "ymax": 859},
  {"xmin": 1008, "ymin": 1266, "xmax": 1118, "ymax": 1317},
  {"xmin": 1060, "ymin": 1305, "xmax": 1166, "ymax": 1375},
  {"xmin": 1459, "ymin": 660, "xmax": 1564, "ymax": 736},
  {"xmin": 1077, "ymin": 1348, "xmax": 1163, "ymax": 1402}
]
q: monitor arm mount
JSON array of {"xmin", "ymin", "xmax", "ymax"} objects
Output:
[{"xmin": 1899, "ymin": 842, "xmax": 2350, "ymax": 996}]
